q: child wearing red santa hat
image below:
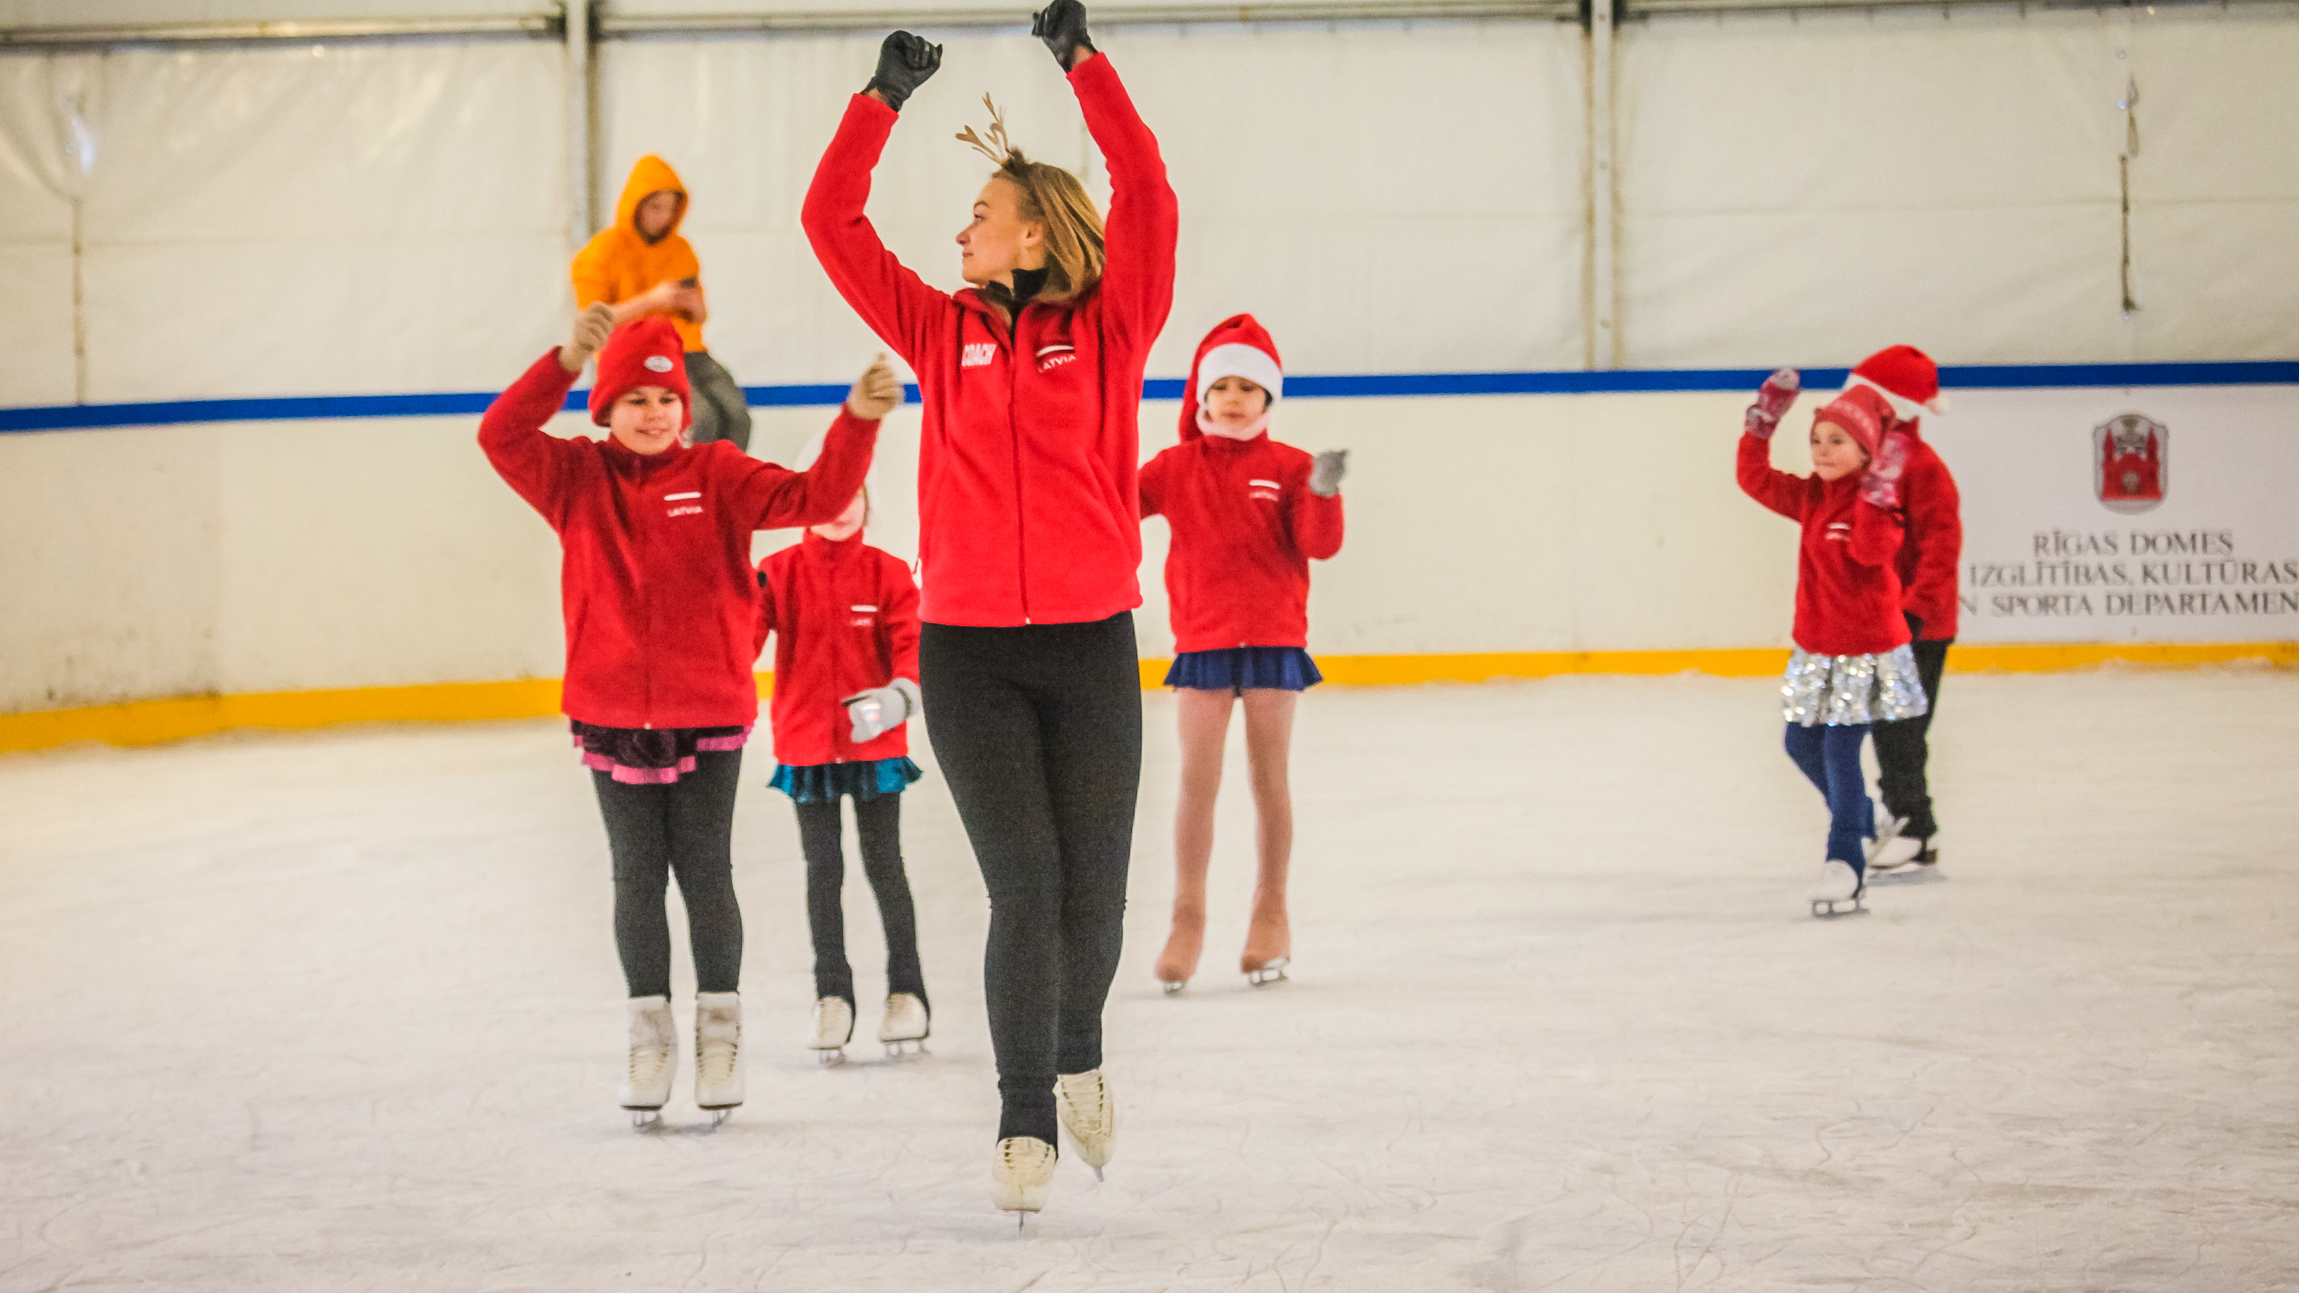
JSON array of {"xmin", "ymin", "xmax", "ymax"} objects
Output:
[
  {"xmin": 753, "ymin": 433, "xmax": 932, "ymax": 1065},
  {"xmin": 1842, "ymin": 346, "xmax": 1961, "ymax": 874},
  {"xmin": 1139, "ymin": 314, "xmax": 1346, "ymax": 990},
  {"xmin": 479, "ymin": 303, "xmax": 896, "ymax": 1125},
  {"xmin": 1738, "ymin": 369, "xmax": 1929, "ymax": 916}
]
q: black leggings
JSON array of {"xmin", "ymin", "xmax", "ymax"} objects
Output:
[
  {"xmin": 796, "ymin": 793, "xmax": 926, "ymax": 1007},
  {"xmin": 921, "ymin": 612, "xmax": 1142, "ymax": 1145},
  {"xmin": 1873, "ymin": 631, "xmax": 1952, "ymax": 838},
  {"xmin": 593, "ymin": 750, "xmax": 744, "ymax": 998}
]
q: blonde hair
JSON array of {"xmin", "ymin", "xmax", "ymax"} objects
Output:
[{"xmin": 958, "ymin": 97, "xmax": 1106, "ymax": 302}]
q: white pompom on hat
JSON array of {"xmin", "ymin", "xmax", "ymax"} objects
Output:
[{"xmin": 1180, "ymin": 313, "xmax": 1283, "ymax": 442}]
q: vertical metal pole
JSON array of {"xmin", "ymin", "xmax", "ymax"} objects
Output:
[
  {"xmin": 1586, "ymin": 0, "xmax": 1619, "ymax": 370},
  {"xmin": 566, "ymin": 0, "xmax": 594, "ymax": 256}
]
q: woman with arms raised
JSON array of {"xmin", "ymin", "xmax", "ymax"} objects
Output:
[{"xmin": 802, "ymin": 0, "xmax": 1177, "ymax": 1220}]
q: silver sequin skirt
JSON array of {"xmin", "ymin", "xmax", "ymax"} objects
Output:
[{"xmin": 1781, "ymin": 644, "xmax": 1930, "ymax": 726}]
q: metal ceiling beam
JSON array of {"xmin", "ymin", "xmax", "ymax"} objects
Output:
[{"xmin": 0, "ymin": 15, "xmax": 559, "ymax": 48}]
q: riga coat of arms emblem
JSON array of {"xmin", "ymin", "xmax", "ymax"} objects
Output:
[{"xmin": 2094, "ymin": 413, "xmax": 2167, "ymax": 514}]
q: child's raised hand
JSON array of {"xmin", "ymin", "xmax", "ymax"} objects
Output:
[
  {"xmin": 559, "ymin": 302, "xmax": 617, "ymax": 374},
  {"xmin": 846, "ymin": 353, "xmax": 905, "ymax": 421},
  {"xmin": 1309, "ymin": 449, "xmax": 1349, "ymax": 498},
  {"xmin": 1743, "ymin": 367, "xmax": 1800, "ymax": 440},
  {"xmin": 865, "ymin": 31, "xmax": 942, "ymax": 111}
]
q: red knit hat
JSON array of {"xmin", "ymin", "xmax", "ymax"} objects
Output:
[
  {"xmin": 1813, "ymin": 385, "xmax": 1892, "ymax": 459},
  {"xmin": 588, "ymin": 318, "xmax": 691, "ymax": 430},
  {"xmin": 1846, "ymin": 344, "xmax": 1945, "ymax": 422},
  {"xmin": 1180, "ymin": 314, "xmax": 1282, "ymax": 442}
]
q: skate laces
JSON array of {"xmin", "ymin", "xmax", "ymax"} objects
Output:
[{"xmin": 1058, "ymin": 1072, "xmax": 1111, "ymax": 1134}]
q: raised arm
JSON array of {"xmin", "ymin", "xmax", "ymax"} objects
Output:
[
  {"xmin": 1850, "ymin": 432, "xmax": 1911, "ymax": 568},
  {"xmin": 801, "ymin": 34, "xmax": 952, "ymax": 367},
  {"xmin": 723, "ymin": 357, "xmax": 901, "ymax": 531},
  {"xmin": 1735, "ymin": 368, "xmax": 1810, "ymax": 522},
  {"xmin": 477, "ymin": 305, "xmax": 614, "ymax": 527},
  {"xmin": 1062, "ymin": 44, "xmax": 1176, "ymax": 349}
]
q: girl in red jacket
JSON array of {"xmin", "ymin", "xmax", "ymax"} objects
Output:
[
  {"xmin": 802, "ymin": 0, "xmax": 1175, "ymax": 1217},
  {"xmin": 1139, "ymin": 315, "xmax": 1345, "ymax": 994},
  {"xmin": 1738, "ymin": 371, "xmax": 1929, "ymax": 917},
  {"xmin": 479, "ymin": 304, "xmax": 893, "ymax": 1126},
  {"xmin": 754, "ymin": 450, "xmax": 930, "ymax": 1065}
]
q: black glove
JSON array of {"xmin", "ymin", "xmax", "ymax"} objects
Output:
[
  {"xmin": 865, "ymin": 31, "xmax": 941, "ymax": 111},
  {"xmin": 1031, "ymin": 0, "xmax": 1096, "ymax": 72}
]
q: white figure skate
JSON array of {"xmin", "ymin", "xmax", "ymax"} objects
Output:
[
  {"xmin": 1870, "ymin": 829, "xmax": 1940, "ymax": 873},
  {"xmin": 1244, "ymin": 956, "xmax": 1290, "ymax": 987},
  {"xmin": 693, "ymin": 991, "xmax": 743, "ymax": 1126},
  {"xmin": 990, "ymin": 1136, "xmax": 1058, "ymax": 1224},
  {"xmin": 810, "ymin": 996, "xmax": 855, "ymax": 1066},
  {"xmin": 1055, "ymin": 1069, "xmax": 1116, "ymax": 1180},
  {"xmin": 619, "ymin": 995, "xmax": 677, "ymax": 1128},
  {"xmin": 1809, "ymin": 859, "xmax": 1866, "ymax": 917},
  {"xmin": 878, "ymin": 993, "xmax": 930, "ymax": 1058}
]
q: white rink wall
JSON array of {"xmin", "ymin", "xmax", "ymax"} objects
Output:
[{"xmin": 0, "ymin": 390, "xmax": 1806, "ymax": 713}]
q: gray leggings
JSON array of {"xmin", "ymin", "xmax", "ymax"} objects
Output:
[
  {"xmin": 593, "ymin": 751, "xmax": 745, "ymax": 998},
  {"xmin": 683, "ymin": 350, "xmax": 753, "ymax": 452}
]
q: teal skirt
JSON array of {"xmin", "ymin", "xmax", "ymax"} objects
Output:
[{"xmin": 768, "ymin": 756, "xmax": 923, "ymax": 804}]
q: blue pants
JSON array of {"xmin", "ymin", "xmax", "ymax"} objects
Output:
[{"xmin": 1784, "ymin": 723, "xmax": 1873, "ymax": 870}]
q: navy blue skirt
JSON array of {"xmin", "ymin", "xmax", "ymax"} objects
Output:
[
  {"xmin": 768, "ymin": 756, "xmax": 923, "ymax": 804},
  {"xmin": 1163, "ymin": 646, "xmax": 1323, "ymax": 693}
]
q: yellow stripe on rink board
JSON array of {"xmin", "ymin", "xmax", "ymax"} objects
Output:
[{"xmin": 4, "ymin": 645, "xmax": 2292, "ymax": 754}]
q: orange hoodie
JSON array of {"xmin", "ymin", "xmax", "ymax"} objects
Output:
[{"xmin": 572, "ymin": 155, "xmax": 707, "ymax": 352}]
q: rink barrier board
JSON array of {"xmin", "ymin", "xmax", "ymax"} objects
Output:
[
  {"xmin": 4, "ymin": 360, "xmax": 2298, "ymax": 432},
  {"xmin": 4, "ymin": 643, "xmax": 2293, "ymax": 755}
]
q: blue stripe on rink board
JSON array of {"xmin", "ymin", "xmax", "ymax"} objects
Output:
[{"xmin": 4, "ymin": 360, "xmax": 2295, "ymax": 434}]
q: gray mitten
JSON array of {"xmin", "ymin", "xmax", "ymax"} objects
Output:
[
  {"xmin": 841, "ymin": 677, "xmax": 922, "ymax": 744},
  {"xmin": 1309, "ymin": 449, "xmax": 1348, "ymax": 498}
]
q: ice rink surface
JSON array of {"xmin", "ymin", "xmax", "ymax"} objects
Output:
[{"xmin": 2, "ymin": 668, "xmax": 2295, "ymax": 1292}]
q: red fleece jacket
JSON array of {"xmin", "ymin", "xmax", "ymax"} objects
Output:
[
  {"xmin": 1139, "ymin": 433, "xmax": 1343, "ymax": 652},
  {"xmin": 1738, "ymin": 432, "xmax": 1911, "ymax": 657},
  {"xmin": 1892, "ymin": 427, "xmax": 1962, "ymax": 640},
  {"xmin": 479, "ymin": 350, "xmax": 876, "ymax": 729},
  {"xmin": 754, "ymin": 533, "xmax": 921, "ymax": 767},
  {"xmin": 801, "ymin": 55, "xmax": 1178, "ymax": 627}
]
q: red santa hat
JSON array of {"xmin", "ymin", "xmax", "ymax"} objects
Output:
[
  {"xmin": 1813, "ymin": 385, "xmax": 1893, "ymax": 460},
  {"xmin": 1844, "ymin": 344, "xmax": 1945, "ymax": 423},
  {"xmin": 588, "ymin": 317, "xmax": 692, "ymax": 430},
  {"xmin": 1179, "ymin": 313, "xmax": 1283, "ymax": 442}
]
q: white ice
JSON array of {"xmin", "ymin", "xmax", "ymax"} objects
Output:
[{"xmin": 2, "ymin": 669, "xmax": 2295, "ymax": 1291}]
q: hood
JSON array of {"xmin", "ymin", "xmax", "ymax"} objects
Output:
[{"xmin": 614, "ymin": 155, "xmax": 689, "ymax": 243}]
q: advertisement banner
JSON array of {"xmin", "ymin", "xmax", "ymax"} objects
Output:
[{"xmin": 1925, "ymin": 386, "xmax": 2299, "ymax": 644}]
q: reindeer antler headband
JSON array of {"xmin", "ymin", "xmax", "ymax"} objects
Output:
[{"xmin": 955, "ymin": 95, "xmax": 1018, "ymax": 167}]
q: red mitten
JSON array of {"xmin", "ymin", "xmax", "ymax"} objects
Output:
[
  {"xmin": 1861, "ymin": 431, "xmax": 1911, "ymax": 510},
  {"xmin": 1743, "ymin": 368, "xmax": 1800, "ymax": 439}
]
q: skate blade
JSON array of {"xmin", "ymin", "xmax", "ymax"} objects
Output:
[
  {"xmin": 815, "ymin": 1047, "xmax": 847, "ymax": 1067},
  {"xmin": 627, "ymin": 1109, "xmax": 664, "ymax": 1130},
  {"xmin": 703, "ymin": 1107, "xmax": 735, "ymax": 1128},
  {"xmin": 881, "ymin": 1039, "xmax": 928, "ymax": 1059},
  {"xmin": 1809, "ymin": 898, "xmax": 1867, "ymax": 918},
  {"xmin": 1159, "ymin": 979, "xmax": 1187, "ymax": 996},
  {"xmin": 1244, "ymin": 958, "xmax": 1290, "ymax": 986}
]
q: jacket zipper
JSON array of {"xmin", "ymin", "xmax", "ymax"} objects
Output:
[{"xmin": 1003, "ymin": 304, "xmax": 1031, "ymax": 624}]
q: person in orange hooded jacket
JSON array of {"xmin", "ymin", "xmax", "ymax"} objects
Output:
[{"xmin": 572, "ymin": 155, "xmax": 753, "ymax": 451}]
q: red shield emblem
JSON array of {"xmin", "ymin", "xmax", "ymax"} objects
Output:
[{"xmin": 2094, "ymin": 413, "xmax": 2167, "ymax": 514}]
